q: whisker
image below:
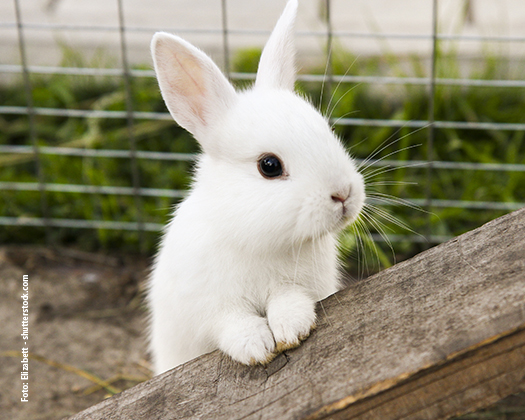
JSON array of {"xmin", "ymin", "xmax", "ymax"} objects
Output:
[
  {"xmin": 360, "ymin": 209, "xmax": 397, "ymax": 265},
  {"xmin": 363, "ymin": 204, "xmax": 409, "ymax": 231},
  {"xmin": 358, "ymin": 211, "xmax": 388, "ymax": 270},
  {"xmin": 344, "ymin": 224, "xmax": 359, "ymax": 276},
  {"xmin": 361, "ymin": 222, "xmax": 380, "ymax": 272},
  {"xmin": 358, "ymin": 124, "xmax": 429, "ymax": 172},
  {"xmin": 366, "ymin": 181, "xmax": 417, "ymax": 187},
  {"xmin": 331, "ymin": 109, "xmax": 360, "ymax": 129},
  {"xmin": 362, "ymin": 161, "xmax": 427, "ymax": 181},
  {"xmin": 332, "ymin": 292, "xmax": 345, "ymax": 312},
  {"xmin": 357, "ymin": 127, "xmax": 405, "ymax": 171},
  {"xmin": 353, "ymin": 123, "xmax": 430, "ymax": 275},
  {"xmin": 326, "ymin": 54, "xmax": 360, "ymax": 120},
  {"xmin": 353, "ymin": 218, "xmax": 371, "ymax": 278},
  {"xmin": 359, "ymin": 143, "xmax": 422, "ymax": 174},
  {"xmin": 365, "ymin": 204, "xmax": 425, "ymax": 240},
  {"xmin": 328, "ymin": 83, "xmax": 361, "ymax": 123},
  {"xmin": 347, "ymin": 136, "xmax": 369, "ymax": 153},
  {"xmin": 349, "ymin": 222, "xmax": 363, "ymax": 278},
  {"xmin": 319, "ymin": 44, "xmax": 333, "ymax": 113},
  {"xmin": 344, "ymin": 122, "xmax": 429, "ymax": 281},
  {"xmin": 366, "ymin": 192, "xmax": 428, "ymax": 213}
]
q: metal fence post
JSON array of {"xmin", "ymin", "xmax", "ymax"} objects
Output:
[
  {"xmin": 323, "ymin": 0, "xmax": 333, "ymax": 111},
  {"xmin": 117, "ymin": 0, "xmax": 145, "ymax": 252},
  {"xmin": 426, "ymin": 0, "xmax": 439, "ymax": 244},
  {"xmin": 13, "ymin": 0, "xmax": 52, "ymax": 244},
  {"xmin": 221, "ymin": 0, "xmax": 231, "ymax": 78}
]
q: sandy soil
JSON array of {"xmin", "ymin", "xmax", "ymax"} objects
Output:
[{"xmin": 0, "ymin": 246, "xmax": 151, "ymax": 420}]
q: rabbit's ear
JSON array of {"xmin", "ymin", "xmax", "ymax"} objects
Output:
[
  {"xmin": 256, "ymin": 0, "xmax": 298, "ymax": 91},
  {"xmin": 151, "ymin": 32, "xmax": 237, "ymax": 138}
]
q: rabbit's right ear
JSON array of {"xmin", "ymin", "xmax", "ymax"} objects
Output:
[
  {"xmin": 151, "ymin": 32, "xmax": 237, "ymax": 140},
  {"xmin": 256, "ymin": 0, "xmax": 298, "ymax": 91}
]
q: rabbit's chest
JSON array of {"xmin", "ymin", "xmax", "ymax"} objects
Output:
[{"xmin": 235, "ymin": 244, "xmax": 339, "ymax": 300}]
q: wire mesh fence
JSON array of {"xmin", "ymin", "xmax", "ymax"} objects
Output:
[{"xmin": 1, "ymin": 0, "xmax": 524, "ymax": 256}]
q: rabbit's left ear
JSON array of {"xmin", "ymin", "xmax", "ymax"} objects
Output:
[
  {"xmin": 151, "ymin": 32, "xmax": 237, "ymax": 140},
  {"xmin": 255, "ymin": 0, "xmax": 298, "ymax": 91}
]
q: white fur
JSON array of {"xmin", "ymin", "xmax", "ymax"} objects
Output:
[{"xmin": 148, "ymin": 0, "xmax": 365, "ymax": 374}]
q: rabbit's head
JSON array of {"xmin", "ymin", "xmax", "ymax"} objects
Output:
[{"xmin": 151, "ymin": 0, "xmax": 365, "ymax": 251}]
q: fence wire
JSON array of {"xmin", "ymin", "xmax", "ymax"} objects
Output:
[{"xmin": 1, "ymin": 0, "xmax": 524, "ymax": 250}]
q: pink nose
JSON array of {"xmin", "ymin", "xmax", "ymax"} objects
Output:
[{"xmin": 331, "ymin": 192, "xmax": 349, "ymax": 204}]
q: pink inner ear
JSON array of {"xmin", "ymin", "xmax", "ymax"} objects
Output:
[
  {"xmin": 165, "ymin": 49, "xmax": 208, "ymax": 127},
  {"xmin": 154, "ymin": 37, "xmax": 211, "ymax": 131},
  {"xmin": 152, "ymin": 31, "xmax": 237, "ymax": 141},
  {"xmin": 169, "ymin": 51, "xmax": 205, "ymax": 98}
]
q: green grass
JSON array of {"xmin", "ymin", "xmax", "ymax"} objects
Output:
[{"xmin": 1, "ymin": 45, "xmax": 524, "ymax": 272}]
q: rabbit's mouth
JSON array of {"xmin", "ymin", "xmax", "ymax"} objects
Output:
[
  {"xmin": 331, "ymin": 189, "xmax": 363, "ymax": 222},
  {"xmin": 333, "ymin": 201, "xmax": 349, "ymax": 222},
  {"xmin": 337, "ymin": 199, "xmax": 364, "ymax": 230}
]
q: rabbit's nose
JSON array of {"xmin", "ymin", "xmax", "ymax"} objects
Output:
[{"xmin": 331, "ymin": 190, "xmax": 350, "ymax": 204}]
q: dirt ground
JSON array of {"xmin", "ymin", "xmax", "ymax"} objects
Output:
[
  {"xmin": 0, "ymin": 246, "xmax": 152, "ymax": 420},
  {"xmin": 0, "ymin": 245, "xmax": 524, "ymax": 420}
]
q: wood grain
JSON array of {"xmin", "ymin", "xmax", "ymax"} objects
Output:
[{"xmin": 69, "ymin": 207, "xmax": 525, "ymax": 420}]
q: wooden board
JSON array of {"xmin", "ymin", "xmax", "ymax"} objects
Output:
[{"xmin": 69, "ymin": 207, "xmax": 525, "ymax": 420}]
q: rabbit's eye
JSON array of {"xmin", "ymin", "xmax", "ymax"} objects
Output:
[{"xmin": 258, "ymin": 154, "xmax": 283, "ymax": 179}]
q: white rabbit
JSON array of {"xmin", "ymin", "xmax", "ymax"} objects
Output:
[{"xmin": 148, "ymin": 0, "xmax": 365, "ymax": 374}]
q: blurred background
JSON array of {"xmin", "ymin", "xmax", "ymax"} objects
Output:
[
  {"xmin": 1, "ymin": 0, "xmax": 525, "ymax": 268},
  {"xmin": 1, "ymin": 1, "xmax": 525, "ymax": 418}
]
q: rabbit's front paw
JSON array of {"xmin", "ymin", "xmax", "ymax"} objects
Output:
[
  {"xmin": 218, "ymin": 314, "xmax": 276, "ymax": 365},
  {"xmin": 267, "ymin": 291, "xmax": 316, "ymax": 353}
]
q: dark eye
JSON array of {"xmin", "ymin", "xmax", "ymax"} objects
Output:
[{"xmin": 258, "ymin": 154, "xmax": 283, "ymax": 179}]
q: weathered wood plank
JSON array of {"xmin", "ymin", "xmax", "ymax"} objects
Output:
[
  {"xmin": 308, "ymin": 325, "xmax": 525, "ymax": 419},
  {"xmin": 69, "ymin": 207, "xmax": 525, "ymax": 420}
]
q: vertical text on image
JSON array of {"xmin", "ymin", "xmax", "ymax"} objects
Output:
[{"xmin": 21, "ymin": 274, "xmax": 29, "ymax": 402}]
